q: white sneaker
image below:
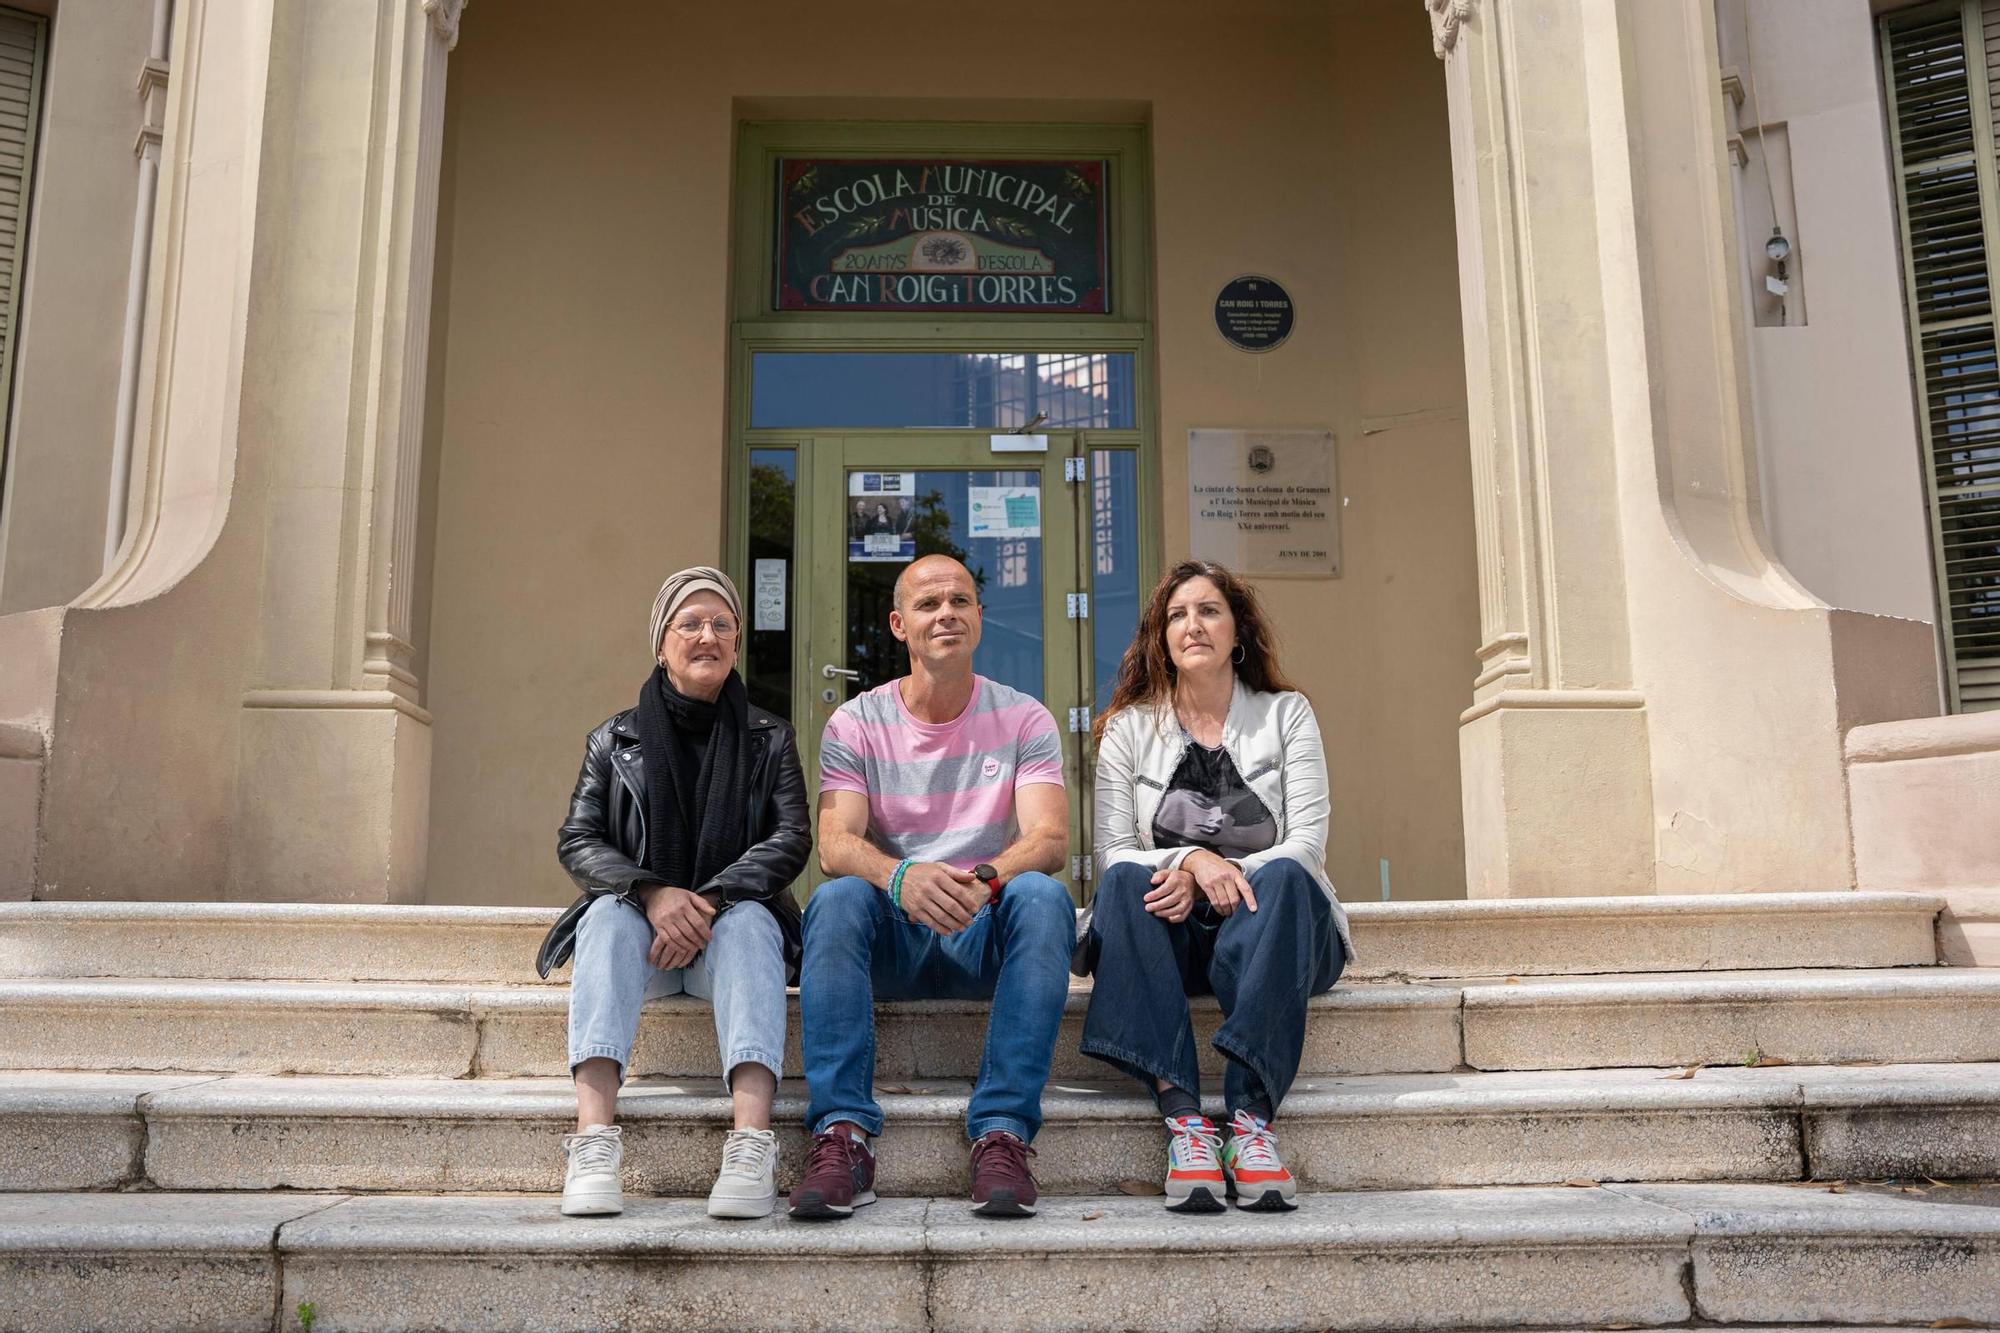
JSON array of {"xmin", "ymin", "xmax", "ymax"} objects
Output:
[
  {"xmin": 707, "ymin": 1127, "xmax": 779, "ymax": 1219},
  {"xmin": 561, "ymin": 1124, "xmax": 624, "ymax": 1216}
]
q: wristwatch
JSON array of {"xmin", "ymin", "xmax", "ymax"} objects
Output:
[{"xmin": 973, "ymin": 863, "xmax": 1004, "ymax": 905}]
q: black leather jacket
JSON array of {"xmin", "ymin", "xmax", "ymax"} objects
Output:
[{"xmin": 539, "ymin": 704, "xmax": 810, "ymax": 979}]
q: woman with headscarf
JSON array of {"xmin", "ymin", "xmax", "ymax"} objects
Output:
[
  {"xmin": 1076, "ymin": 560, "xmax": 1352, "ymax": 1214},
  {"xmin": 537, "ymin": 566, "xmax": 809, "ymax": 1219}
]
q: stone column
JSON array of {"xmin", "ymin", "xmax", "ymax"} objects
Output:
[
  {"xmin": 1434, "ymin": 0, "xmax": 1937, "ymax": 897},
  {"xmin": 22, "ymin": 0, "xmax": 464, "ymax": 903},
  {"xmin": 221, "ymin": 0, "xmax": 462, "ymax": 901},
  {"xmin": 1434, "ymin": 0, "xmax": 1656, "ymax": 896}
]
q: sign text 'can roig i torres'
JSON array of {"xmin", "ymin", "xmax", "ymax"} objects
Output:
[{"xmin": 776, "ymin": 159, "xmax": 1111, "ymax": 313}]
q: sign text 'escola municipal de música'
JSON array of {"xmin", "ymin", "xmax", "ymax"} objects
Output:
[{"xmin": 777, "ymin": 159, "xmax": 1111, "ymax": 314}]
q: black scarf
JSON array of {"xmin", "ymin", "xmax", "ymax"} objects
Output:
[{"xmin": 634, "ymin": 665, "xmax": 751, "ymax": 894}]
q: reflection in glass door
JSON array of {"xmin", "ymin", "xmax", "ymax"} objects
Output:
[{"xmin": 840, "ymin": 466, "xmax": 1046, "ymax": 702}]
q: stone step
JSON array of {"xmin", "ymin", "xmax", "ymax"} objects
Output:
[
  {"xmin": 3, "ymin": 1183, "xmax": 1994, "ymax": 1331},
  {"xmin": 5, "ymin": 967, "xmax": 1998, "ymax": 1081},
  {"xmin": 0, "ymin": 977, "xmax": 1463, "ymax": 1080},
  {"xmin": 0, "ymin": 891, "xmax": 1944, "ymax": 986},
  {"xmin": 6, "ymin": 1063, "xmax": 1993, "ymax": 1197},
  {"xmin": 1461, "ymin": 967, "xmax": 2000, "ymax": 1069}
]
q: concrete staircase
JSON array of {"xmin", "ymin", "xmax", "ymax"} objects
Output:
[{"xmin": 1, "ymin": 892, "xmax": 1995, "ymax": 1332}]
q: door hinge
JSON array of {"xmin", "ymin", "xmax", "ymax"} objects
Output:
[
  {"xmin": 1067, "ymin": 705, "xmax": 1092, "ymax": 733},
  {"xmin": 1064, "ymin": 456, "xmax": 1088, "ymax": 483},
  {"xmin": 1070, "ymin": 854, "xmax": 1093, "ymax": 883},
  {"xmin": 1066, "ymin": 592, "xmax": 1089, "ymax": 619}
]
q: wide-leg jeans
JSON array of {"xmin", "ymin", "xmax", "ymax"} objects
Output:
[
  {"xmin": 799, "ymin": 872, "xmax": 1074, "ymax": 1143},
  {"xmin": 1078, "ymin": 856, "xmax": 1344, "ymax": 1114}
]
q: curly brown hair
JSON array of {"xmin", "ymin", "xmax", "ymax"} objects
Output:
[{"xmin": 1093, "ymin": 559, "xmax": 1298, "ymax": 741}]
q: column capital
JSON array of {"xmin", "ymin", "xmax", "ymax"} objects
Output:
[
  {"xmin": 1427, "ymin": 0, "xmax": 1474, "ymax": 59},
  {"xmin": 422, "ymin": 0, "xmax": 467, "ymax": 51}
]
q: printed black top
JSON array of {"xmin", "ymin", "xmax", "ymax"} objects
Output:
[{"xmin": 1150, "ymin": 741, "xmax": 1278, "ymax": 861}]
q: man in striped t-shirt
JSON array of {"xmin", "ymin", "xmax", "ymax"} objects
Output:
[{"xmin": 790, "ymin": 556, "xmax": 1073, "ymax": 1222}]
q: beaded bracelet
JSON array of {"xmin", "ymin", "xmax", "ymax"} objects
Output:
[{"xmin": 888, "ymin": 858, "xmax": 916, "ymax": 910}]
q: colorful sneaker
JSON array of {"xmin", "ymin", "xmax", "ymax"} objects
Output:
[
  {"xmin": 707, "ymin": 1127, "xmax": 779, "ymax": 1219},
  {"xmin": 969, "ymin": 1130, "xmax": 1039, "ymax": 1217},
  {"xmin": 559, "ymin": 1123, "xmax": 624, "ymax": 1216},
  {"xmin": 788, "ymin": 1128, "xmax": 876, "ymax": 1220},
  {"xmin": 1221, "ymin": 1109, "xmax": 1298, "ymax": 1211},
  {"xmin": 1162, "ymin": 1114, "xmax": 1226, "ymax": 1214}
]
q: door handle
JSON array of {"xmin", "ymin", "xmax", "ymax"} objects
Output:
[{"xmin": 821, "ymin": 664, "xmax": 861, "ymax": 680}]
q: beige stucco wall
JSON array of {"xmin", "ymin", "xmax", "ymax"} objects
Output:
[
  {"xmin": 1714, "ymin": 0, "xmax": 1938, "ymax": 628},
  {"xmin": 0, "ymin": 0, "xmax": 153, "ymax": 615},
  {"xmin": 421, "ymin": 0, "xmax": 1478, "ymax": 907}
]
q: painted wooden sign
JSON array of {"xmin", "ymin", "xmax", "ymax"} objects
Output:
[{"xmin": 776, "ymin": 159, "xmax": 1110, "ymax": 313}]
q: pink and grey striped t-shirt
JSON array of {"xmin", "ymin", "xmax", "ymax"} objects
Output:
[{"xmin": 818, "ymin": 675, "xmax": 1065, "ymax": 868}]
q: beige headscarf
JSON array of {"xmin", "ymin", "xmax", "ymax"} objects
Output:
[{"xmin": 648, "ymin": 565, "xmax": 744, "ymax": 660}]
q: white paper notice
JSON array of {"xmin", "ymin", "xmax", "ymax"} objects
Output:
[
  {"xmin": 967, "ymin": 486, "xmax": 1041, "ymax": 540},
  {"xmin": 754, "ymin": 558, "xmax": 786, "ymax": 632}
]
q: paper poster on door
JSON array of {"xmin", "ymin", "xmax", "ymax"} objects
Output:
[
  {"xmin": 847, "ymin": 471, "xmax": 917, "ymax": 563},
  {"xmin": 753, "ymin": 558, "xmax": 786, "ymax": 632},
  {"xmin": 967, "ymin": 486, "xmax": 1041, "ymax": 540}
]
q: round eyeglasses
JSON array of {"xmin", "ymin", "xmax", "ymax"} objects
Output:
[{"xmin": 668, "ymin": 615, "xmax": 739, "ymax": 640}]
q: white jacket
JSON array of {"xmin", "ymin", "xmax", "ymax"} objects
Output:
[{"xmin": 1093, "ymin": 679, "xmax": 1354, "ymax": 958}]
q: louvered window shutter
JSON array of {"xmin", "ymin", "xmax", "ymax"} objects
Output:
[
  {"xmin": 1882, "ymin": 0, "xmax": 2000, "ymax": 711},
  {"xmin": 0, "ymin": 6, "xmax": 41, "ymax": 497}
]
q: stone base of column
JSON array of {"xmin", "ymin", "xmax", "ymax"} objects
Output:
[
  {"xmin": 1848, "ymin": 711, "xmax": 2000, "ymax": 966},
  {"xmin": 230, "ymin": 695, "xmax": 431, "ymax": 903},
  {"xmin": 1460, "ymin": 693, "xmax": 1655, "ymax": 899}
]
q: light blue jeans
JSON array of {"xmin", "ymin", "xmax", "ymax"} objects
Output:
[{"xmin": 567, "ymin": 893, "xmax": 787, "ymax": 1091}]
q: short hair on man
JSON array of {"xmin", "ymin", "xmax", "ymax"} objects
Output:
[{"xmin": 892, "ymin": 555, "xmax": 978, "ymax": 612}]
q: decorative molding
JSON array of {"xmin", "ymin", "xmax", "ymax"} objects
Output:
[
  {"xmin": 1719, "ymin": 67, "xmax": 1746, "ymax": 110},
  {"xmin": 243, "ymin": 689, "xmax": 434, "ymax": 726},
  {"xmin": 1428, "ymin": 0, "xmax": 1474, "ymax": 59},
  {"xmin": 136, "ymin": 57, "xmax": 170, "ymax": 100},
  {"xmin": 134, "ymin": 58, "xmax": 168, "ymax": 160},
  {"xmin": 422, "ymin": 0, "xmax": 466, "ymax": 51},
  {"xmin": 1459, "ymin": 689, "xmax": 1646, "ymax": 727}
]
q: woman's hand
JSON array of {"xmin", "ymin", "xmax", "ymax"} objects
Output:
[
  {"xmin": 1183, "ymin": 849, "xmax": 1258, "ymax": 916},
  {"xmin": 641, "ymin": 884, "xmax": 715, "ymax": 969},
  {"xmin": 1144, "ymin": 867, "xmax": 1196, "ymax": 923}
]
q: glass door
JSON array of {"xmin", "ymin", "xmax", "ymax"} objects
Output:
[{"xmin": 791, "ymin": 433, "xmax": 1088, "ymax": 893}]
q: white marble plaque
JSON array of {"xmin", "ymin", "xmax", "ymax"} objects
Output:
[{"xmin": 1187, "ymin": 429, "xmax": 1340, "ymax": 578}]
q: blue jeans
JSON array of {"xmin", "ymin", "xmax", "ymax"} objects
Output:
[
  {"xmin": 1079, "ymin": 857, "xmax": 1344, "ymax": 1115},
  {"xmin": 567, "ymin": 893, "xmax": 787, "ymax": 1092},
  {"xmin": 799, "ymin": 872, "xmax": 1074, "ymax": 1142}
]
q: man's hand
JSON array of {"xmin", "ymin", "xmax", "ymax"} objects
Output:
[
  {"xmin": 1183, "ymin": 849, "xmax": 1257, "ymax": 916},
  {"xmin": 899, "ymin": 862, "xmax": 987, "ymax": 935},
  {"xmin": 1145, "ymin": 867, "xmax": 1196, "ymax": 923},
  {"xmin": 641, "ymin": 884, "xmax": 715, "ymax": 969}
]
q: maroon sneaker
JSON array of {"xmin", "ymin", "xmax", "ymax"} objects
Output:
[
  {"xmin": 788, "ymin": 1128, "xmax": 876, "ymax": 1220},
  {"xmin": 969, "ymin": 1130, "xmax": 1038, "ymax": 1217}
]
